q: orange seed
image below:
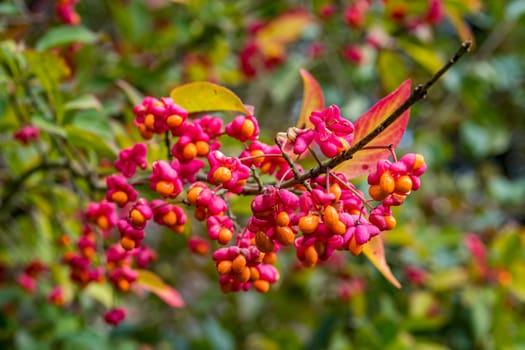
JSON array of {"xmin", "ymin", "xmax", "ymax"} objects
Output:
[
  {"xmin": 395, "ymin": 175, "xmax": 413, "ymax": 194},
  {"xmin": 218, "ymin": 228, "xmax": 233, "ymax": 245},
  {"xmin": 275, "ymin": 226, "xmax": 295, "ymax": 246},
  {"xmin": 232, "ymin": 254, "xmax": 247, "ymax": 273},
  {"xmin": 255, "ymin": 231, "xmax": 275, "ymax": 253},
  {"xmin": 276, "ymin": 211, "xmax": 290, "ymax": 227},
  {"xmin": 253, "ymin": 279, "xmax": 270, "ymax": 293},
  {"xmin": 111, "ymin": 191, "xmax": 128, "ymax": 206},
  {"xmin": 216, "ymin": 260, "xmax": 232, "ymax": 274},
  {"xmin": 213, "ymin": 166, "xmax": 232, "ymax": 183},
  {"xmin": 298, "ymin": 215, "xmax": 319, "ymax": 234},
  {"xmin": 156, "ymin": 180, "xmax": 174, "ymax": 197},
  {"xmin": 379, "ymin": 171, "xmax": 395, "ymax": 195}
]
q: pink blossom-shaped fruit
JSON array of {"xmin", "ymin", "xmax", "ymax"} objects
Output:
[
  {"xmin": 17, "ymin": 273, "xmax": 37, "ymax": 293},
  {"xmin": 195, "ymin": 115, "xmax": 223, "ymax": 152},
  {"xmin": 425, "ymin": 0, "xmax": 445, "ymax": 25},
  {"xmin": 151, "ymin": 199, "xmax": 187, "ymax": 233},
  {"xmin": 307, "ymin": 42, "xmax": 325, "ymax": 58},
  {"xmin": 108, "ymin": 266, "xmax": 138, "ymax": 292},
  {"xmin": 133, "ymin": 96, "xmax": 188, "ymax": 137},
  {"xmin": 106, "ymin": 244, "xmax": 131, "ymax": 266},
  {"xmin": 114, "ymin": 143, "xmax": 148, "ymax": 178},
  {"xmin": 309, "ymin": 105, "xmax": 354, "ymax": 158},
  {"xmin": 207, "ymin": 150, "xmax": 250, "ymax": 194},
  {"xmin": 170, "ymin": 158, "xmax": 204, "ymax": 183},
  {"xmin": 207, "ymin": 215, "xmax": 234, "ymax": 244},
  {"xmin": 55, "ymin": 1, "xmax": 80, "ymax": 25},
  {"xmin": 85, "ymin": 200, "xmax": 118, "ymax": 233},
  {"xmin": 369, "ymin": 205, "xmax": 396, "ymax": 231},
  {"xmin": 276, "ymin": 127, "xmax": 316, "ymax": 156},
  {"xmin": 225, "ymin": 115, "xmax": 260, "ymax": 142},
  {"xmin": 239, "ymin": 40, "xmax": 284, "ymax": 78},
  {"xmin": 48, "ymin": 286, "xmax": 65, "ymax": 306},
  {"xmin": 134, "ymin": 246, "xmax": 157, "ymax": 268},
  {"xmin": 188, "ymin": 237, "xmax": 211, "ymax": 255},
  {"xmin": 104, "ymin": 307, "xmax": 127, "ymax": 326},
  {"xmin": 405, "ymin": 265, "xmax": 428, "ymax": 286},
  {"xmin": 13, "ymin": 125, "xmax": 40, "ymax": 145},
  {"xmin": 343, "ymin": 0, "xmax": 369, "ymax": 28},
  {"xmin": 128, "ymin": 198, "xmax": 153, "ymax": 230},
  {"xmin": 77, "ymin": 234, "xmax": 96, "ymax": 259},
  {"xmin": 193, "ymin": 188, "xmax": 228, "ymax": 219},
  {"xmin": 239, "ymin": 140, "xmax": 268, "ymax": 167},
  {"xmin": 105, "ymin": 174, "xmax": 138, "ymax": 207},
  {"xmin": 171, "ymin": 121, "xmax": 211, "ymax": 160},
  {"xmin": 24, "ymin": 260, "xmax": 48, "ymax": 278},
  {"xmin": 117, "ymin": 219, "xmax": 145, "ymax": 251},
  {"xmin": 149, "ymin": 160, "xmax": 183, "ymax": 198},
  {"xmin": 343, "ymin": 45, "xmax": 364, "ymax": 65},
  {"xmin": 259, "ymin": 144, "xmax": 289, "ymax": 176}
]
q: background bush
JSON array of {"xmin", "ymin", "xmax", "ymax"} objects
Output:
[{"xmin": 1, "ymin": 0, "xmax": 525, "ymax": 349}]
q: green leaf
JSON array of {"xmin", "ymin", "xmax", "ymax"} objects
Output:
[
  {"xmin": 170, "ymin": 82, "xmax": 250, "ymax": 115},
  {"xmin": 24, "ymin": 50, "xmax": 70, "ymax": 123},
  {"xmin": 116, "ymin": 80, "xmax": 144, "ymax": 106},
  {"xmin": 378, "ymin": 50, "xmax": 407, "ymax": 92},
  {"xmin": 64, "ymin": 125, "xmax": 118, "ymax": 156},
  {"xmin": 362, "ymin": 235, "xmax": 401, "ymax": 288},
  {"xmin": 0, "ymin": 3, "xmax": 19, "ymax": 15},
  {"xmin": 64, "ymin": 94, "xmax": 102, "ymax": 111},
  {"xmin": 136, "ymin": 270, "xmax": 185, "ymax": 307},
  {"xmin": 32, "ymin": 115, "xmax": 67, "ymax": 137},
  {"xmin": 426, "ymin": 268, "xmax": 469, "ymax": 291},
  {"xmin": 297, "ymin": 69, "xmax": 324, "ymax": 129},
  {"xmin": 69, "ymin": 109, "xmax": 112, "ymax": 140},
  {"xmin": 35, "ymin": 26, "xmax": 98, "ymax": 50}
]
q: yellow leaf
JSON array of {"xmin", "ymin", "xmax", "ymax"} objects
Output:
[
  {"xmin": 256, "ymin": 10, "xmax": 313, "ymax": 57},
  {"xmin": 85, "ymin": 282, "xmax": 114, "ymax": 308},
  {"xmin": 399, "ymin": 40, "xmax": 445, "ymax": 74},
  {"xmin": 362, "ymin": 235, "xmax": 402, "ymax": 288},
  {"xmin": 170, "ymin": 81, "xmax": 250, "ymax": 115},
  {"xmin": 136, "ymin": 269, "xmax": 185, "ymax": 307},
  {"xmin": 446, "ymin": 7, "xmax": 475, "ymax": 47}
]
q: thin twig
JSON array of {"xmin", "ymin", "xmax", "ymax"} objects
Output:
[
  {"xmin": 164, "ymin": 131, "xmax": 173, "ymax": 160},
  {"xmin": 279, "ymin": 40, "xmax": 472, "ymax": 189}
]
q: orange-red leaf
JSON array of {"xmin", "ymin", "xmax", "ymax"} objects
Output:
[
  {"xmin": 297, "ymin": 69, "xmax": 325, "ymax": 129},
  {"xmin": 335, "ymin": 79, "xmax": 411, "ymax": 178},
  {"xmin": 136, "ymin": 270, "xmax": 184, "ymax": 308},
  {"xmin": 362, "ymin": 236, "xmax": 402, "ymax": 288},
  {"xmin": 170, "ymin": 82, "xmax": 250, "ymax": 115}
]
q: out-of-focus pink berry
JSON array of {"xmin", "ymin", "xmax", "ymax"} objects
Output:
[
  {"xmin": 105, "ymin": 174, "xmax": 138, "ymax": 207},
  {"xmin": 115, "ymin": 143, "xmax": 148, "ymax": 178},
  {"xmin": 13, "ymin": 125, "xmax": 40, "ymax": 145},
  {"xmin": 104, "ymin": 307, "xmax": 127, "ymax": 326}
]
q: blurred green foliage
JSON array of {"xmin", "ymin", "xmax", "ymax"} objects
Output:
[{"xmin": 1, "ymin": 0, "xmax": 525, "ymax": 349}]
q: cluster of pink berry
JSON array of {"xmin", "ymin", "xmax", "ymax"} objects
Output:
[
  {"xmin": 312, "ymin": 0, "xmax": 446, "ymax": 65},
  {"xmin": 69, "ymin": 91, "xmax": 426, "ymax": 326}
]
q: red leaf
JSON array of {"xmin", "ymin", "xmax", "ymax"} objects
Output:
[
  {"xmin": 335, "ymin": 80, "xmax": 411, "ymax": 178},
  {"xmin": 135, "ymin": 270, "xmax": 185, "ymax": 308},
  {"xmin": 362, "ymin": 236, "xmax": 401, "ymax": 289},
  {"xmin": 297, "ymin": 69, "xmax": 325, "ymax": 129}
]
